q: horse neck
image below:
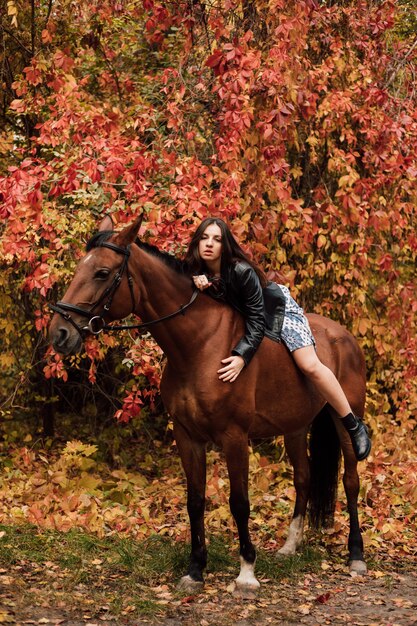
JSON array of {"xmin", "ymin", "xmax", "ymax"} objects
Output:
[{"xmin": 130, "ymin": 246, "xmax": 225, "ymax": 364}]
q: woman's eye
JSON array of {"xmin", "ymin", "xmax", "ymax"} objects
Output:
[{"xmin": 94, "ymin": 269, "xmax": 110, "ymax": 280}]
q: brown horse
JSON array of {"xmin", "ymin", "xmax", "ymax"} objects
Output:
[{"xmin": 49, "ymin": 216, "xmax": 368, "ymax": 593}]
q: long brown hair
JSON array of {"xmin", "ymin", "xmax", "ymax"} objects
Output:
[{"xmin": 184, "ymin": 217, "xmax": 267, "ymax": 287}]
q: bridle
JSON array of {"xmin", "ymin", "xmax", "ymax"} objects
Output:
[{"xmin": 50, "ymin": 241, "xmax": 199, "ymax": 338}]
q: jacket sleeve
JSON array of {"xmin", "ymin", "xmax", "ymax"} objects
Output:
[{"xmin": 231, "ymin": 263, "xmax": 265, "ymax": 365}]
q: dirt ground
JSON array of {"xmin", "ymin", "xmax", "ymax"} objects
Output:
[{"xmin": 1, "ymin": 563, "xmax": 417, "ymax": 626}]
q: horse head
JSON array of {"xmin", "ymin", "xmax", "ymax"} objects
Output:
[{"xmin": 49, "ymin": 214, "xmax": 143, "ymax": 355}]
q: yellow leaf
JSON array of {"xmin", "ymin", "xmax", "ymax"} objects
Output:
[
  {"xmin": 77, "ymin": 474, "xmax": 100, "ymax": 492},
  {"xmin": 0, "ymin": 608, "xmax": 16, "ymax": 623},
  {"xmin": 358, "ymin": 318, "xmax": 370, "ymax": 335},
  {"xmin": 79, "ymin": 457, "xmax": 96, "ymax": 471},
  {"xmin": 7, "ymin": 1, "xmax": 17, "ymax": 16},
  {"xmin": 290, "ymin": 166, "xmax": 303, "ymax": 179},
  {"xmin": 298, "ymin": 603, "xmax": 311, "ymax": 615},
  {"xmin": 63, "ymin": 441, "xmax": 98, "ymax": 456},
  {"xmin": 317, "ymin": 234, "xmax": 326, "ymax": 249},
  {"xmin": 0, "ymin": 354, "xmax": 15, "ymax": 368}
]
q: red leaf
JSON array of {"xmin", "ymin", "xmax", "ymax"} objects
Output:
[
  {"xmin": 180, "ymin": 595, "xmax": 196, "ymax": 604},
  {"xmin": 315, "ymin": 592, "xmax": 331, "ymax": 604},
  {"xmin": 206, "ymin": 50, "xmax": 223, "ymax": 68}
]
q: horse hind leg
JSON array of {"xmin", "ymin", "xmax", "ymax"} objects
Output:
[
  {"xmin": 222, "ymin": 428, "xmax": 260, "ymax": 595},
  {"xmin": 333, "ymin": 418, "xmax": 367, "ymax": 575},
  {"xmin": 309, "ymin": 405, "xmax": 367, "ymax": 575},
  {"xmin": 277, "ymin": 428, "xmax": 309, "ymax": 556}
]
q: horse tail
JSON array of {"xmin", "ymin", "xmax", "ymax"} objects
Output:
[{"xmin": 308, "ymin": 406, "xmax": 341, "ymax": 528}]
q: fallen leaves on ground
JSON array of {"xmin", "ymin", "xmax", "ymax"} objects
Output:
[{"xmin": 0, "ymin": 433, "xmax": 416, "ymax": 566}]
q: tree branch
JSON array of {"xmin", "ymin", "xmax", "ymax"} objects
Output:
[
  {"xmin": 31, "ymin": 0, "xmax": 36, "ymax": 55},
  {"xmin": 45, "ymin": 0, "xmax": 54, "ymax": 23},
  {"xmin": 0, "ymin": 24, "xmax": 32, "ymax": 57},
  {"xmin": 98, "ymin": 42, "xmax": 124, "ymax": 105},
  {"xmin": 385, "ymin": 36, "xmax": 417, "ymax": 89}
]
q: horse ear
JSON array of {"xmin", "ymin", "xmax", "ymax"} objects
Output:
[
  {"xmin": 113, "ymin": 214, "xmax": 144, "ymax": 246},
  {"xmin": 98, "ymin": 214, "xmax": 114, "ymax": 232}
]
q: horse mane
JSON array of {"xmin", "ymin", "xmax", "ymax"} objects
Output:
[
  {"xmin": 86, "ymin": 231, "xmax": 188, "ymax": 276},
  {"xmin": 136, "ymin": 240, "xmax": 188, "ymax": 275}
]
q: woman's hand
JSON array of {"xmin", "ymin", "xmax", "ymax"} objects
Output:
[
  {"xmin": 218, "ymin": 355, "xmax": 245, "ymax": 383},
  {"xmin": 193, "ymin": 274, "xmax": 212, "ymax": 291}
]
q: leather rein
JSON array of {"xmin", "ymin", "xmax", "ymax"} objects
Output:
[{"xmin": 49, "ymin": 241, "xmax": 199, "ymax": 338}]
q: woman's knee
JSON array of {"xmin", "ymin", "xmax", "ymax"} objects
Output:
[{"xmin": 293, "ymin": 351, "xmax": 322, "ymax": 378}]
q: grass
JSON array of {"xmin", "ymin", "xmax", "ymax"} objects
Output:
[
  {"xmin": 0, "ymin": 523, "xmax": 326, "ymax": 621},
  {"xmin": 256, "ymin": 544, "xmax": 322, "ymax": 579},
  {"xmin": 2, "ymin": 523, "xmax": 415, "ymax": 625}
]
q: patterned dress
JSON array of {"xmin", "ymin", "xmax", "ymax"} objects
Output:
[{"xmin": 278, "ymin": 285, "xmax": 315, "ymax": 352}]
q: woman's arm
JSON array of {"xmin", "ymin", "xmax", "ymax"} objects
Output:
[
  {"xmin": 193, "ymin": 263, "xmax": 265, "ymax": 378},
  {"xmin": 230, "ymin": 262, "xmax": 265, "ymax": 365}
]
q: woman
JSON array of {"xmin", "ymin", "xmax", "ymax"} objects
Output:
[{"xmin": 184, "ymin": 217, "xmax": 371, "ymax": 461}]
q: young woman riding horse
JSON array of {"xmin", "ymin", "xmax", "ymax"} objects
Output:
[
  {"xmin": 185, "ymin": 217, "xmax": 371, "ymax": 461},
  {"xmin": 49, "ymin": 214, "xmax": 370, "ymax": 592}
]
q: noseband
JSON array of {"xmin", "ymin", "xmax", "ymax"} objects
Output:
[{"xmin": 50, "ymin": 241, "xmax": 198, "ymax": 337}]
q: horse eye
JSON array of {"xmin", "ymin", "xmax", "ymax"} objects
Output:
[{"xmin": 94, "ymin": 269, "xmax": 110, "ymax": 280}]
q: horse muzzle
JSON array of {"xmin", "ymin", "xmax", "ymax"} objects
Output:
[
  {"xmin": 50, "ymin": 324, "xmax": 83, "ymax": 355},
  {"xmin": 49, "ymin": 302, "xmax": 105, "ymax": 354}
]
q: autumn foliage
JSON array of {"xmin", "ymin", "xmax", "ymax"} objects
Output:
[{"xmin": 0, "ymin": 1, "xmax": 416, "ymax": 548}]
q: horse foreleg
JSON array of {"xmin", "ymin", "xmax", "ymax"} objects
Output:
[
  {"xmin": 278, "ymin": 429, "xmax": 310, "ymax": 556},
  {"xmin": 222, "ymin": 428, "xmax": 260, "ymax": 594},
  {"xmin": 334, "ymin": 420, "xmax": 367, "ymax": 575},
  {"xmin": 174, "ymin": 422, "xmax": 207, "ymax": 590}
]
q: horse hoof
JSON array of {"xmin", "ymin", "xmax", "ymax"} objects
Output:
[
  {"xmin": 232, "ymin": 581, "xmax": 261, "ymax": 600},
  {"xmin": 177, "ymin": 575, "xmax": 204, "ymax": 591},
  {"xmin": 349, "ymin": 560, "xmax": 367, "ymax": 576},
  {"xmin": 232, "ymin": 579, "xmax": 260, "ymax": 599}
]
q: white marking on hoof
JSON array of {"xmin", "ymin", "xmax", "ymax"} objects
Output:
[
  {"xmin": 234, "ymin": 556, "xmax": 260, "ymax": 596},
  {"xmin": 277, "ymin": 514, "xmax": 304, "ymax": 556},
  {"xmin": 177, "ymin": 574, "xmax": 204, "ymax": 591},
  {"xmin": 349, "ymin": 560, "xmax": 367, "ymax": 576}
]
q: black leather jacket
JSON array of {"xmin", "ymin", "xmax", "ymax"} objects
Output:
[{"xmin": 206, "ymin": 261, "xmax": 286, "ymax": 365}]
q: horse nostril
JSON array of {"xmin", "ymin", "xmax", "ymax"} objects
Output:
[{"xmin": 56, "ymin": 327, "xmax": 70, "ymax": 347}]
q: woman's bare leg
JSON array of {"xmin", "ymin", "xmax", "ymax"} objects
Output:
[
  {"xmin": 292, "ymin": 345, "xmax": 371, "ymax": 460},
  {"xmin": 291, "ymin": 345, "xmax": 351, "ymax": 416}
]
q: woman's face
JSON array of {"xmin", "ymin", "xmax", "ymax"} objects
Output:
[{"xmin": 198, "ymin": 223, "xmax": 223, "ymax": 271}]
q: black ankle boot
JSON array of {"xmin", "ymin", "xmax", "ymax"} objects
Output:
[{"xmin": 342, "ymin": 413, "xmax": 371, "ymax": 461}]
